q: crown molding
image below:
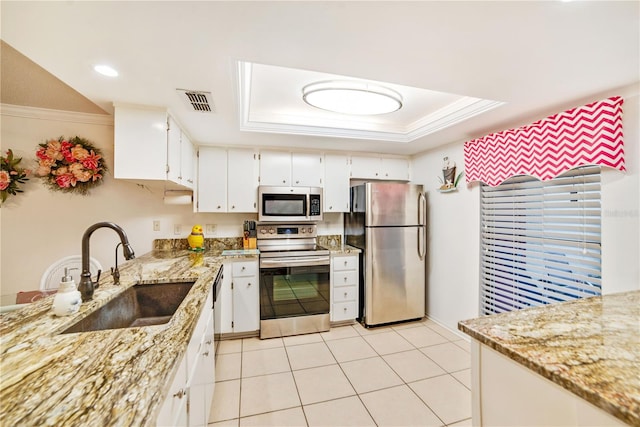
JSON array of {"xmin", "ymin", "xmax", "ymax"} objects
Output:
[{"xmin": 0, "ymin": 104, "xmax": 113, "ymax": 126}]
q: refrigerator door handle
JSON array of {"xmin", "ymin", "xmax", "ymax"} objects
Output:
[{"xmin": 418, "ymin": 192, "xmax": 426, "ymax": 259}]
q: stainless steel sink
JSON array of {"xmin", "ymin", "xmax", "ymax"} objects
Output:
[{"xmin": 61, "ymin": 282, "xmax": 194, "ymax": 333}]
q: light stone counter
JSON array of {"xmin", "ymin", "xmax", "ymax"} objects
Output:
[
  {"xmin": 0, "ymin": 248, "xmax": 225, "ymax": 427},
  {"xmin": 458, "ymin": 291, "xmax": 640, "ymax": 426}
]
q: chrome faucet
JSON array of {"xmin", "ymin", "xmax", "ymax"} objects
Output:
[{"xmin": 79, "ymin": 222, "xmax": 135, "ymax": 302}]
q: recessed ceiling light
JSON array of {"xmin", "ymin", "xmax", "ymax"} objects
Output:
[
  {"xmin": 94, "ymin": 64, "xmax": 118, "ymax": 77},
  {"xmin": 302, "ymin": 80, "xmax": 403, "ymax": 115}
]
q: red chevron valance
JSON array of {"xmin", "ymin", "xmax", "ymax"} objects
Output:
[{"xmin": 463, "ymin": 96, "xmax": 625, "ymax": 187}]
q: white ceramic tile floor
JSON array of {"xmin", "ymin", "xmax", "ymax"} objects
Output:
[{"xmin": 209, "ymin": 319, "xmax": 472, "ymax": 426}]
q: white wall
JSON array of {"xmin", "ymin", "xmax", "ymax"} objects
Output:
[
  {"xmin": 411, "ymin": 143, "xmax": 480, "ymax": 333},
  {"xmin": 411, "ymin": 85, "xmax": 640, "ymax": 333},
  {"xmin": 0, "ymin": 106, "xmax": 344, "ymax": 301}
]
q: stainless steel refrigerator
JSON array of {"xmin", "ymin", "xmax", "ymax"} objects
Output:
[{"xmin": 345, "ymin": 182, "xmax": 426, "ymax": 327}]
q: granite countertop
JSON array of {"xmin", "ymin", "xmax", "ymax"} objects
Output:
[
  {"xmin": 0, "ymin": 248, "xmax": 225, "ymax": 427},
  {"xmin": 458, "ymin": 291, "xmax": 640, "ymax": 426}
]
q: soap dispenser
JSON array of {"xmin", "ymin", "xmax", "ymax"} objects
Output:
[{"xmin": 52, "ymin": 268, "xmax": 82, "ymax": 316}]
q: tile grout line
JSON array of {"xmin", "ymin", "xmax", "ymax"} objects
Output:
[
  {"xmin": 320, "ymin": 324, "xmax": 380, "ymax": 427},
  {"xmin": 211, "ymin": 320, "xmax": 470, "ymax": 426}
]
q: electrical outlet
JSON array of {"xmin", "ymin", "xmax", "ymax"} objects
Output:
[
  {"xmin": 153, "ymin": 220, "xmax": 160, "ymax": 232},
  {"xmin": 174, "ymin": 224, "xmax": 182, "ymax": 235},
  {"xmin": 205, "ymin": 224, "xmax": 216, "ymax": 234}
]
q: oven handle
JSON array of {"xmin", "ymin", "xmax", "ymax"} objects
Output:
[{"xmin": 260, "ymin": 256, "xmax": 330, "ymax": 268}]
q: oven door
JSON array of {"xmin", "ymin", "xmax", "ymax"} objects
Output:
[{"xmin": 259, "ymin": 256, "xmax": 330, "ymax": 322}]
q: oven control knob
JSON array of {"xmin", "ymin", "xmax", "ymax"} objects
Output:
[
  {"xmin": 269, "ymin": 228, "xmax": 275, "ymax": 234},
  {"xmin": 260, "ymin": 229, "xmax": 267, "ymax": 234},
  {"xmin": 307, "ymin": 227, "xmax": 314, "ymax": 233},
  {"xmin": 301, "ymin": 228, "xmax": 306, "ymax": 233}
]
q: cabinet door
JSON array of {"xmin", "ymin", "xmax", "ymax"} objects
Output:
[
  {"xmin": 228, "ymin": 149, "xmax": 259, "ymax": 212},
  {"xmin": 381, "ymin": 157, "xmax": 410, "ymax": 181},
  {"xmin": 217, "ymin": 263, "xmax": 234, "ymax": 334},
  {"xmin": 259, "ymin": 150, "xmax": 291, "ymax": 186},
  {"xmin": 157, "ymin": 357, "xmax": 188, "ymax": 426},
  {"xmin": 197, "ymin": 147, "xmax": 227, "ymax": 212},
  {"xmin": 167, "ymin": 116, "xmax": 182, "ymax": 185},
  {"xmin": 232, "ymin": 274, "xmax": 259, "ymax": 332},
  {"xmin": 114, "ymin": 106, "xmax": 168, "ymax": 181},
  {"xmin": 180, "ymin": 133, "xmax": 195, "ymax": 189},
  {"xmin": 292, "ymin": 152, "xmax": 323, "ymax": 187},
  {"xmin": 323, "ymin": 154, "xmax": 350, "ymax": 212},
  {"xmin": 190, "ymin": 311, "xmax": 214, "ymax": 427},
  {"xmin": 350, "ymin": 156, "xmax": 381, "ymax": 179}
]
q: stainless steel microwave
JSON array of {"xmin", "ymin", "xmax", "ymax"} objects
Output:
[{"xmin": 258, "ymin": 186, "xmax": 323, "ymax": 222}]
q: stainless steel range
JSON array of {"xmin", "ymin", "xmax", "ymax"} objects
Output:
[{"xmin": 257, "ymin": 223, "xmax": 330, "ymax": 339}]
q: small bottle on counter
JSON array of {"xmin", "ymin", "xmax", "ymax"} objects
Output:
[{"xmin": 52, "ymin": 268, "xmax": 82, "ymax": 316}]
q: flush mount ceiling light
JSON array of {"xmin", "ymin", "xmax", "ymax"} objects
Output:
[
  {"xmin": 94, "ymin": 64, "xmax": 118, "ymax": 77},
  {"xmin": 302, "ymin": 80, "xmax": 403, "ymax": 115}
]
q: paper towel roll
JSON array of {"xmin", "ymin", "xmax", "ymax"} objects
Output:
[{"xmin": 163, "ymin": 194, "xmax": 192, "ymax": 205}]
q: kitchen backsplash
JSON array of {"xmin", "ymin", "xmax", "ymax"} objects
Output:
[
  {"xmin": 153, "ymin": 234, "xmax": 342, "ymax": 251},
  {"xmin": 317, "ymin": 235, "xmax": 342, "ymax": 249},
  {"xmin": 153, "ymin": 237, "xmax": 244, "ymax": 251}
]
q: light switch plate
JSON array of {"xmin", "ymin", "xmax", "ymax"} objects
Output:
[
  {"xmin": 153, "ymin": 220, "xmax": 160, "ymax": 232},
  {"xmin": 205, "ymin": 224, "xmax": 216, "ymax": 234},
  {"xmin": 174, "ymin": 224, "xmax": 182, "ymax": 235}
]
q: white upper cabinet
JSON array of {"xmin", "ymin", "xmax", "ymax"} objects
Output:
[
  {"xmin": 114, "ymin": 104, "xmax": 195, "ymax": 190},
  {"xmin": 197, "ymin": 147, "xmax": 227, "ymax": 212},
  {"xmin": 227, "ymin": 148, "xmax": 259, "ymax": 212},
  {"xmin": 350, "ymin": 156, "xmax": 381, "ymax": 180},
  {"xmin": 114, "ymin": 105, "xmax": 168, "ymax": 182},
  {"xmin": 167, "ymin": 116, "xmax": 182, "ymax": 184},
  {"xmin": 197, "ymin": 147, "xmax": 258, "ymax": 213},
  {"xmin": 350, "ymin": 155, "xmax": 410, "ymax": 181},
  {"xmin": 260, "ymin": 150, "xmax": 323, "ymax": 187},
  {"xmin": 180, "ymin": 132, "xmax": 195, "ymax": 189},
  {"xmin": 292, "ymin": 152, "xmax": 323, "ymax": 187},
  {"xmin": 259, "ymin": 150, "xmax": 291, "ymax": 186},
  {"xmin": 323, "ymin": 154, "xmax": 350, "ymax": 212},
  {"xmin": 381, "ymin": 157, "xmax": 410, "ymax": 181}
]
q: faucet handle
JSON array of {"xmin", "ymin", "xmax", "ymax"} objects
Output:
[
  {"xmin": 94, "ymin": 269, "xmax": 102, "ymax": 289},
  {"xmin": 110, "ymin": 266, "xmax": 120, "ymax": 285}
]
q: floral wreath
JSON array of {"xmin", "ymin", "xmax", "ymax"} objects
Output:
[
  {"xmin": 0, "ymin": 149, "xmax": 30, "ymax": 205},
  {"xmin": 36, "ymin": 136, "xmax": 106, "ymax": 195}
]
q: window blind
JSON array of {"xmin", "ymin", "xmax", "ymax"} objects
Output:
[{"xmin": 480, "ymin": 166, "xmax": 602, "ymax": 315}]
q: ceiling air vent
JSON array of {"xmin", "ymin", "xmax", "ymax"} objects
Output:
[{"xmin": 177, "ymin": 89, "xmax": 214, "ymax": 113}]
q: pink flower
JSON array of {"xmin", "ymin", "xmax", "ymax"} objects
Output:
[
  {"xmin": 55, "ymin": 173, "xmax": 76, "ymax": 188},
  {"xmin": 36, "ymin": 147, "xmax": 50, "ymax": 161},
  {"xmin": 81, "ymin": 150, "xmax": 102, "ymax": 171},
  {"xmin": 0, "ymin": 170, "xmax": 10, "ymax": 190}
]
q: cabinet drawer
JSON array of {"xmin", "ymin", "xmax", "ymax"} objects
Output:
[
  {"xmin": 332, "ymin": 271, "xmax": 358, "ymax": 287},
  {"xmin": 332, "ymin": 256, "xmax": 358, "ymax": 271},
  {"xmin": 332, "ymin": 302, "xmax": 358, "ymax": 321},
  {"xmin": 232, "ymin": 261, "xmax": 257, "ymax": 277},
  {"xmin": 333, "ymin": 286, "xmax": 356, "ymax": 303}
]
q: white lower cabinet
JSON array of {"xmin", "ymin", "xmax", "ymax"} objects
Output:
[
  {"xmin": 330, "ymin": 254, "xmax": 359, "ymax": 322},
  {"xmin": 471, "ymin": 341, "xmax": 626, "ymax": 426},
  {"xmin": 215, "ymin": 259, "xmax": 259, "ymax": 335},
  {"xmin": 158, "ymin": 282, "xmax": 215, "ymax": 426},
  {"xmin": 157, "ymin": 357, "xmax": 189, "ymax": 426}
]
